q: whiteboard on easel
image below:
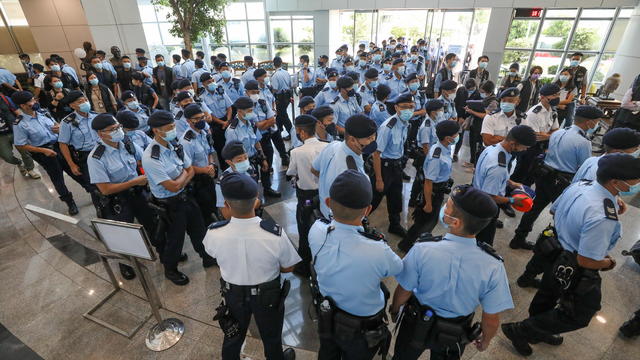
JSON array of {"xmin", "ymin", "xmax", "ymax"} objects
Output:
[{"xmin": 91, "ymin": 219, "xmax": 155, "ymax": 261}]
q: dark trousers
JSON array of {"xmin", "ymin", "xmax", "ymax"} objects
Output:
[
  {"xmin": 300, "ymin": 87, "xmax": 318, "ymax": 98},
  {"xmin": 510, "ymin": 144, "xmax": 545, "ymax": 186},
  {"xmin": 370, "ymin": 159, "xmax": 404, "ymax": 225},
  {"xmin": 222, "ymin": 283, "xmax": 286, "ymax": 360},
  {"xmin": 159, "ymin": 194, "xmax": 207, "ymax": 267},
  {"xmin": 392, "ymin": 314, "xmax": 465, "ymax": 360},
  {"xmin": 468, "ymin": 123, "xmax": 483, "ymax": 164},
  {"xmin": 318, "ymin": 335, "xmax": 380, "ymax": 360},
  {"xmin": 211, "ymin": 125, "xmax": 228, "ymax": 170},
  {"xmin": 404, "ymin": 189, "xmax": 445, "ymax": 245},
  {"xmin": 275, "ymin": 93, "xmax": 293, "ymax": 134},
  {"xmin": 515, "ymin": 171, "xmax": 571, "ymax": 237},
  {"xmin": 74, "ymin": 150, "xmax": 99, "ymax": 194},
  {"xmin": 30, "ymin": 149, "xmax": 73, "ymax": 201},
  {"xmin": 192, "ymin": 174, "xmax": 217, "ymax": 227},
  {"xmin": 250, "ymin": 155, "xmax": 272, "ymax": 190},
  {"xmin": 295, "ymin": 187, "xmax": 318, "ymax": 271},
  {"xmin": 261, "ymin": 131, "xmax": 288, "ymax": 167},
  {"xmin": 521, "ymin": 265, "xmax": 602, "ymax": 337},
  {"xmin": 453, "ymin": 129, "xmax": 464, "ymax": 156},
  {"xmin": 476, "ymin": 210, "xmax": 499, "ymax": 246},
  {"xmin": 408, "ymin": 156, "xmax": 424, "ymax": 206}
]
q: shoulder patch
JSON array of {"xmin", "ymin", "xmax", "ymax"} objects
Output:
[
  {"xmin": 229, "ymin": 117, "xmax": 239, "ymax": 129},
  {"xmin": 532, "ymin": 105, "xmax": 542, "ymax": 114},
  {"xmin": 416, "ymin": 233, "xmax": 442, "ymax": 243},
  {"xmin": 14, "ymin": 114, "xmax": 24, "ymax": 125},
  {"xmin": 489, "ymin": 109, "xmax": 500, "ymax": 115},
  {"xmin": 358, "ymin": 230, "xmax": 385, "ymax": 242},
  {"xmin": 360, "ymin": 85, "xmax": 365, "ymax": 92},
  {"xmin": 260, "ymin": 219, "xmax": 282, "ymax": 236},
  {"xmin": 175, "ymin": 110, "xmax": 183, "ymax": 120},
  {"xmin": 208, "ymin": 220, "xmax": 230, "ymax": 229},
  {"xmin": 92, "ymin": 144, "xmax": 106, "ymax": 159},
  {"xmin": 497, "ymin": 151, "xmax": 507, "ymax": 167},
  {"xmin": 318, "ymin": 138, "xmax": 330, "ymax": 143},
  {"xmin": 432, "ymin": 147, "xmax": 441, "ymax": 159},
  {"xmin": 322, "ymin": 87, "xmax": 329, "ymax": 92},
  {"xmin": 378, "ymin": 103, "xmax": 385, "ymax": 112},
  {"xmin": 386, "ymin": 117, "xmax": 398, "ymax": 129},
  {"xmin": 184, "ymin": 130, "xmax": 195, "ymax": 142},
  {"xmin": 477, "ymin": 241, "xmax": 504, "ymax": 262},
  {"xmin": 150, "ymin": 144, "xmax": 160, "ymax": 160},
  {"xmin": 346, "ymin": 155, "xmax": 357, "ymax": 170},
  {"xmin": 330, "ymin": 96, "xmax": 340, "ymax": 105},
  {"xmin": 603, "ymin": 198, "xmax": 618, "ymax": 221},
  {"xmin": 62, "ymin": 112, "xmax": 76, "ymax": 123}
]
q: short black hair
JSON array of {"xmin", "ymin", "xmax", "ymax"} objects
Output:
[
  {"xmin": 296, "ymin": 123, "xmax": 316, "ymax": 136},
  {"xmin": 450, "ymin": 203, "xmax": 492, "ymax": 235},
  {"xmin": 571, "ymin": 52, "xmax": 584, "ymax": 58},
  {"xmin": 181, "ymin": 49, "xmax": 191, "ymax": 57},
  {"xmin": 320, "ymin": 55, "xmax": 329, "ymax": 60},
  {"xmin": 19, "ymin": 53, "xmax": 29, "ymax": 59},
  {"xmin": 196, "ymin": 51, "xmax": 205, "ymax": 58},
  {"xmin": 33, "ymin": 63, "xmax": 44, "ymax": 72},
  {"xmin": 444, "ymin": 53, "xmax": 457, "ymax": 62},
  {"xmin": 172, "ymin": 54, "xmax": 181, "ymax": 62},
  {"xmin": 480, "ymin": 80, "xmax": 495, "ymax": 94},
  {"xmin": 217, "ymin": 53, "xmax": 227, "ymax": 59},
  {"xmin": 464, "ymin": 78, "xmax": 476, "ymax": 90},
  {"xmin": 299, "ymin": 55, "xmax": 309, "ymax": 62},
  {"xmin": 273, "ymin": 56, "xmax": 283, "ymax": 67},
  {"xmin": 155, "ymin": 54, "xmax": 164, "ymax": 60},
  {"xmin": 477, "ymin": 55, "xmax": 489, "ymax": 62},
  {"xmin": 135, "ymin": 48, "xmax": 145, "ymax": 54},
  {"xmin": 96, "ymin": 50, "xmax": 106, "ymax": 56}
]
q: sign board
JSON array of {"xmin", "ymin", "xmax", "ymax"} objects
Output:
[{"xmin": 91, "ymin": 219, "xmax": 155, "ymax": 261}]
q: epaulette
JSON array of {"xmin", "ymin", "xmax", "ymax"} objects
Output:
[
  {"xmin": 386, "ymin": 117, "xmax": 398, "ymax": 129},
  {"xmin": 346, "ymin": 155, "xmax": 357, "ymax": 170},
  {"xmin": 318, "ymin": 217, "xmax": 331, "ymax": 224},
  {"xmin": 532, "ymin": 105, "xmax": 543, "ymax": 114},
  {"xmin": 208, "ymin": 220, "xmax": 230, "ymax": 229},
  {"xmin": 330, "ymin": 96, "xmax": 340, "ymax": 105},
  {"xmin": 378, "ymin": 103, "xmax": 385, "ymax": 112},
  {"xmin": 477, "ymin": 240, "xmax": 504, "ymax": 262},
  {"xmin": 497, "ymin": 151, "xmax": 507, "ymax": 167},
  {"xmin": 416, "ymin": 233, "xmax": 442, "ymax": 242},
  {"xmin": 432, "ymin": 146, "xmax": 441, "ymax": 159},
  {"xmin": 184, "ymin": 130, "xmax": 195, "ymax": 142},
  {"xmin": 322, "ymin": 87, "xmax": 330, "ymax": 92},
  {"xmin": 355, "ymin": 92, "xmax": 362, "ymax": 106},
  {"xmin": 92, "ymin": 144, "xmax": 106, "ymax": 159},
  {"xmin": 603, "ymin": 198, "xmax": 618, "ymax": 221},
  {"xmin": 260, "ymin": 219, "xmax": 282, "ymax": 236},
  {"xmin": 150, "ymin": 144, "xmax": 160, "ymax": 160},
  {"xmin": 229, "ymin": 117, "xmax": 239, "ymax": 129},
  {"xmin": 62, "ymin": 112, "xmax": 77, "ymax": 123},
  {"xmin": 318, "ymin": 137, "xmax": 330, "ymax": 143},
  {"xmin": 358, "ymin": 230, "xmax": 385, "ymax": 242},
  {"xmin": 385, "ymin": 74, "xmax": 393, "ymax": 80},
  {"xmin": 175, "ymin": 110, "xmax": 183, "ymax": 120},
  {"xmin": 123, "ymin": 138, "xmax": 135, "ymax": 156},
  {"xmin": 14, "ymin": 114, "xmax": 24, "ymax": 125},
  {"xmin": 360, "ymin": 85, "xmax": 366, "ymax": 92},
  {"xmin": 489, "ymin": 109, "xmax": 501, "ymax": 115}
]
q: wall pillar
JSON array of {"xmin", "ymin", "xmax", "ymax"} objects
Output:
[{"xmin": 607, "ymin": 4, "xmax": 640, "ymax": 98}]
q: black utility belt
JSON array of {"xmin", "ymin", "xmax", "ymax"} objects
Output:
[
  {"xmin": 333, "ymin": 307, "xmax": 386, "ymax": 331},
  {"xmin": 153, "ymin": 191, "xmax": 188, "ymax": 204},
  {"xmin": 221, "ymin": 276, "xmax": 281, "ymax": 295},
  {"xmin": 432, "ymin": 179, "xmax": 454, "ymax": 193},
  {"xmin": 382, "ymin": 158, "xmax": 403, "ymax": 167},
  {"xmin": 296, "ymin": 187, "xmax": 319, "ymax": 198},
  {"xmin": 108, "ymin": 185, "xmax": 146, "ymax": 200}
]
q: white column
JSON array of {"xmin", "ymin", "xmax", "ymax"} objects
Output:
[
  {"xmin": 482, "ymin": 7, "xmax": 514, "ymax": 81},
  {"xmin": 313, "ymin": 10, "xmax": 331, "ymax": 60},
  {"xmin": 607, "ymin": 5, "xmax": 640, "ymax": 99}
]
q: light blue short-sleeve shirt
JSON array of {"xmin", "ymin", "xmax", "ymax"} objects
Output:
[
  {"xmin": 13, "ymin": 111, "xmax": 58, "ymax": 146},
  {"xmin": 473, "ymin": 143, "xmax": 511, "ymax": 196},
  {"xmin": 376, "ymin": 116, "xmax": 408, "ymax": 159},
  {"xmin": 141, "ymin": 139, "xmax": 193, "ymax": 198},
  {"xmin": 58, "ymin": 112, "xmax": 98, "ymax": 151},
  {"xmin": 88, "ymin": 140, "xmax": 142, "ymax": 184},
  {"xmin": 423, "ymin": 142, "xmax": 453, "ymax": 183}
]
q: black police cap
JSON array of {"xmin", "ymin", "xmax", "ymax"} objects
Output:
[
  {"xmin": 298, "ymin": 96, "xmax": 315, "ymax": 108},
  {"xmin": 253, "ymin": 68, "xmax": 267, "ymax": 79},
  {"xmin": 364, "ymin": 68, "xmax": 379, "ymax": 79},
  {"xmin": 200, "ymin": 72, "xmax": 213, "ymax": 82},
  {"xmin": 221, "ymin": 172, "xmax": 259, "ymax": 200},
  {"xmin": 11, "ymin": 90, "xmax": 33, "ymax": 106},
  {"xmin": 440, "ymin": 80, "xmax": 457, "ymax": 91},
  {"xmin": 392, "ymin": 92, "xmax": 414, "ymax": 105},
  {"xmin": 336, "ymin": 76, "xmax": 354, "ymax": 89},
  {"xmin": 499, "ymin": 87, "xmax": 520, "ymax": 99},
  {"xmin": 184, "ymin": 103, "xmax": 203, "ymax": 119},
  {"xmin": 436, "ymin": 120, "xmax": 460, "ymax": 139},
  {"xmin": 329, "ymin": 170, "xmax": 372, "ymax": 209},
  {"xmin": 170, "ymin": 80, "xmax": 181, "ymax": 91},
  {"xmin": 346, "ymin": 71, "xmax": 360, "ymax": 82},
  {"xmin": 450, "ymin": 184, "xmax": 498, "ymax": 219},
  {"xmin": 219, "ymin": 62, "xmax": 230, "ymax": 68},
  {"xmin": 345, "ymin": 114, "xmax": 377, "ymax": 138},
  {"xmin": 539, "ymin": 83, "xmax": 560, "ymax": 96},
  {"xmin": 65, "ymin": 90, "xmax": 85, "ymax": 104},
  {"xmin": 597, "ymin": 153, "xmax": 640, "ymax": 180},
  {"xmin": 147, "ymin": 110, "xmax": 174, "ymax": 128},
  {"xmin": 116, "ymin": 110, "xmax": 139, "ymax": 129},
  {"xmin": 91, "ymin": 113, "xmax": 117, "ymax": 131},
  {"xmin": 603, "ymin": 128, "xmax": 640, "ymax": 150},
  {"xmin": 176, "ymin": 79, "xmax": 191, "ymax": 90},
  {"xmin": 311, "ymin": 105, "xmax": 333, "ymax": 119},
  {"xmin": 244, "ymin": 56, "xmax": 253, "ymax": 62},
  {"xmin": 244, "ymin": 80, "xmax": 259, "ymax": 91},
  {"xmin": 194, "ymin": 59, "xmax": 204, "ymax": 67},
  {"xmin": 405, "ymin": 72, "xmax": 418, "ymax": 82},
  {"xmin": 175, "ymin": 91, "xmax": 192, "ymax": 103},
  {"xmin": 221, "ymin": 140, "xmax": 246, "ymax": 160},
  {"xmin": 132, "ymin": 72, "xmax": 145, "ymax": 81},
  {"xmin": 508, "ymin": 125, "xmax": 537, "ymax": 147},
  {"xmin": 425, "ymin": 99, "xmax": 444, "ymax": 112},
  {"xmin": 410, "ymin": 45, "xmax": 419, "ymax": 52},
  {"xmin": 294, "ymin": 114, "xmax": 317, "ymax": 127},
  {"xmin": 326, "ymin": 68, "xmax": 339, "ymax": 78},
  {"xmin": 392, "ymin": 58, "xmax": 404, "ymax": 65},
  {"xmin": 376, "ymin": 84, "xmax": 391, "ymax": 100},
  {"xmin": 575, "ymin": 105, "xmax": 604, "ymax": 120},
  {"xmin": 233, "ymin": 96, "xmax": 254, "ymax": 110},
  {"xmin": 121, "ymin": 90, "xmax": 135, "ymax": 102}
]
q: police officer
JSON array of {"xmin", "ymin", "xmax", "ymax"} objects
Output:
[
  {"xmin": 503, "ymin": 154, "xmax": 640, "ymax": 356},
  {"xmin": 314, "ymin": 68, "xmax": 340, "ymax": 107},
  {"xmin": 286, "ymin": 115, "xmax": 329, "ymax": 277},
  {"xmin": 404, "ymin": 73, "xmax": 427, "ymax": 166},
  {"xmin": 481, "ymin": 87, "xmax": 522, "ymax": 147},
  {"xmin": 405, "ymin": 46, "xmax": 426, "ymax": 82},
  {"xmin": 309, "ymin": 170, "xmax": 402, "ymax": 359},
  {"xmin": 510, "ymin": 106, "xmax": 601, "ymax": 250},
  {"xmin": 11, "ymin": 91, "xmax": 79, "ymax": 214},
  {"xmin": 371, "ymin": 93, "xmax": 414, "ymax": 237},
  {"xmin": 117, "ymin": 110, "xmax": 152, "ymax": 150},
  {"xmin": 510, "ymin": 83, "xmax": 561, "ymax": 186},
  {"xmin": 330, "ymin": 76, "xmax": 363, "ymax": 135},
  {"xmin": 173, "ymin": 90, "xmax": 213, "ymax": 137},
  {"xmin": 358, "ymin": 68, "xmax": 379, "ymax": 114},
  {"xmin": 87, "ymin": 113, "xmax": 155, "ymax": 280},
  {"xmin": 400, "ymin": 120, "xmax": 459, "ymax": 252},
  {"xmin": 369, "ymin": 84, "xmax": 392, "ymax": 127},
  {"xmin": 312, "ymin": 114, "xmax": 377, "ymax": 219},
  {"xmin": 390, "ymin": 185, "xmax": 514, "ymax": 360},
  {"xmin": 385, "ymin": 58, "xmax": 407, "ymax": 99},
  {"xmin": 473, "ymin": 125, "xmax": 537, "ymax": 245},
  {"xmin": 438, "ymin": 80, "xmax": 458, "ymax": 121},
  {"xmin": 179, "ymin": 103, "xmax": 217, "ymax": 226},
  {"xmin": 298, "ymin": 55, "xmax": 317, "ymax": 97},
  {"xmin": 203, "ymin": 172, "xmax": 299, "ymax": 360},
  {"xmin": 290, "ymin": 96, "xmax": 316, "ymax": 148},
  {"xmin": 200, "ymin": 72, "xmax": 232, "ymax": 161},
  {"xmin": 310, "ymin": 105, "xmax": 338, "ymax": 142},
  {"xmin": 271, "ymin": 56, "xmax": 294, "ymax": 139},
  {"xmin": 330, "ymin": 48, "xmax": 345, "ymax": 73},
  {"xmin": 141, "ymin": 110, "xmax": 216, "ymax": 285},
  {"xmin": 217, "ymin": 62, "xmax": 244, "ymax": 104},
  {"xmin": 120, "ymin": 90, "xmax": 151, "ymax": 133}
]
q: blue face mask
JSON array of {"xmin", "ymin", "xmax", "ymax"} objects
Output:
[
  {"xmin": 162, "ymin": 128, "xmax": 177, "ymax": 142},
  {"xmin": 409, "ymin": 82, "xmax": 420, "ymax": 92},
  {"xmin": 328, "ymin": 80, "xmax": 337, "ymax": 89},
  {"xmin": 51, "ymin": 64, "xmax": 61, "ymax": 72},
  {"xmin": 570, "ymin": 60, "xmax": 580, "ymax": 67},
  {"xmin": 450, "ymin": 135, "xmax": 460, "ymax": 146},
  {"xmin": 123, "ymin": 62, "xmax": 132, "ymax": 69},
  {"xmin": 467, "ymin": 90, "xmax": 475, "ymax": 96},
  {"xmin": 439, "ymin": 204, "xmax": 449, "ymax": 229},
  {"xmin": 500, "ymin": 102, "xmax": 515, "ymax": 113},
  {"xmin": 618, "ymin": 181, "xmax": 640, "ymax": 196},
  {"xmin": 234, "ymin": 159, "xmax": 251, "ymax": 173},
  {"xmin": 157, "ymin": 61, "xmax": 165, "ymax": 67},
  {"xmin": 94, "ymin": 63, "xmax": 103, "ymax": 70},
  {"xmin": 450, "ymin": 60, "xmax": 458, "ymax": 68},
  {"xmin": 478, "ymin": 61, "xmax": 488, "ymax": 69},
  {"xmin": 480, "ymin": 92, "xmax": 487, "ymax": 99},
  {"xmin": 399, "ymin": 109, "xmax": 414, "ymax": 121},
  {"xmin": 53, "ymin": 81, "xmax": 63, "ymax": 89},
  {"xmin": 89, "ymin": 78, "xmax": 99, "ymax": 86},
  {"xmin": 110, "ymin": 128, "xmax": 124, "ymax": 142},
  {"xmin": 435, "ymin": 111, "xmax": 445, "ymax": 122},
  {"xmin": 559, "ymin": 75, "xmax": 570, "ymax": 83},
  {"xmin": 631, "ymin": 148, "xmax": 640, "ymax": 158},
  {"xmin": 126, "ymin": 100, "xmax": 139, "ymax": 110},
  {"xmin": 243, "ymin": 111, "xmax": 257, "ymax": 121},
  {"xmin": 383, "ymin": 64, "xmax": 392, "ymax": 71},
  {"xmin": 207, "ymin": 83, "xmax": 217, "ymax": 92},
  {"xmin": 345, "ymin": 65, "xmax": 355, "ymax": 71},
  {"xmin": 222, "ymin": 70, "xmax": 232, "ymax": 79},
  {"xmin": 373, "ymin": 54, "xmax": 382, "ymax": 62},
  {"xmin": 369, "ymin": 80, "xmax": 378, "ymax": 88},
  {"xmin": 509, "ymin": 71, "xmax": 517, "ymax": 77},
  {"xmin": 79, "ymin": 101, "xmax": 91, "ymax": 113},
  {"xmin": 586, "ymin": 126, "xmax": 596, "ymax": 136}
]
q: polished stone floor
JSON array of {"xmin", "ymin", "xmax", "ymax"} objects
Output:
[{"xmin": 1, "ymin": 138, "xmax": 640, "ymax": 360}]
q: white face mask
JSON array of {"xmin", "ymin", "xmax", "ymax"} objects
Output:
[{"xmin": 249, "ymin": 94, "xmax": 260, "ymax": 102}]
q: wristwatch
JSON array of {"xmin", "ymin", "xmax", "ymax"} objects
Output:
[{"xmin": 509, "ymin": 197, "xmax": 515, "ymax": 204}]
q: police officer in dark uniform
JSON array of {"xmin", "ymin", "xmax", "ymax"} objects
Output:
[
  {"xmin": 390, "ymin": 185, "xmax": 514, "ymax": 360},
  {"xmin": 11, "ymin": 91, "xmax": 79, "ymax": 214},
  {"xmin": 308, "ymin": 170, "xmax": 403, "ymax": 359},
  {"xmin": 503, "ymin": 154, "xmax": 640, "ymax": 356},
  {"xmin": 87, "ymin": 113, "xmax": 156, "ymax": 280},
  {"xmin": 141, "ymin": 110, "xmax": 216, "ymax": 285},
  {"xmin": 510, "ymin": 106, "xmax": 602, "ymax": 250},
  {"xmin": 203, "ymin": 172, "xmax": 299, "ymax": 360}
]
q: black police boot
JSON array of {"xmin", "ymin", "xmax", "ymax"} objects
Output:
[
  {"xmin": 119, "ymin": 263, "xmax": 136, "ymax": 280},
  {"xmin": 501, "ymin": 203, "xmax": 516, "ymax": 217},
  {"xmin": 264, "ymin": 188, "xmax": 282, "ymax": 198},
  {"xmin": 502, "ymin": 322, "xmax": 533, "ymax": 356},
  {"xmin": 452, "ymin": 154, "xmax": 459, "ymax": 162},
  {"xmin": 530, "ymin": 334, "xmax": 563, "ymax": 345},
  {"xmin": 164, "ymin": 266, "xmax": 190, "ymax": 286},
  {"xmin": 496, "ymin": 219, "xmax": 504, "ymax": 229},
  {"xmin": 202, "ymin": 254, "xmax": 217, "ymax": 268},
  {"xmin": 620, "ymin": 313, "xmax": 640, "ymax": 338},
  {"xmin": 283, "ymin": 348, "xmax": 296, "ymax": 360},
  {"xmin": 179, "ymin": 253, "xmax": 188, "ymax": 262},
  {"xmin": 388, "ymin": 224, "xmax": 407, "ymax": 238},
  {"xmin": 60, "ymin": 195, "xmax": 79, "ymax": 215},
  {"xmin": 517, "ymin": 273, "xmax": 541, "ymax": 288},
  {"xmin": 510, "ymin": 233, "xmax": 534, "ymax": 250}
]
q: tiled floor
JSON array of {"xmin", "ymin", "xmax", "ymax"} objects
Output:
[{"xmin": 1, "ymin": 141, "xmax": 640, "ymax": 360}]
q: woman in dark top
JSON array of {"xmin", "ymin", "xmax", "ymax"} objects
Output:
[
  {"xmin": 516, "ymin": 65, "xmax": 543, "ymax": 114},
  {"xmin": 464, "ymin": 80, "xmax": 498, "ymax": 166},
  {"xmin": 84, "ymin": 71, "xmax": 117, "ymax": 114},
  {"xmin": 553, "ymin": 68, "xmax": 577, "ymax": 128},
  {"xmin": 453, "ymin": 78, "xmax": 478, "ymax": 162},
  {"xmin": 499, "ymin": 63, "xmax": 522, "ymax": 92},
  {"xmin": 43, "ymin": 75, "xmax": 73, "ymax": 121}
]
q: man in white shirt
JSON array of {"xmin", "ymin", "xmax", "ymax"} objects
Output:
[
  {"xmin": 481, "ymin": 87, "xmax": 522, "ymax": 147},
  {"xmin": 286, "ymin": 114, "xmax": 329, "ymax": 277}
]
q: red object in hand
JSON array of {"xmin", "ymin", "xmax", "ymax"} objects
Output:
[{"xmin": 512, "ymin": 194, "xmax": 533, "ymax": 212}]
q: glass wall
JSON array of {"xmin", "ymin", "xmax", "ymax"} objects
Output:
[
  {"xmin": 500, "ymin": 7, "xmax": 633, "ymax": 91},
  {"xmin": 270, "ymin": 15, "xmax": 314, "ymax": 73},
  {"xmin": 0, "ymin": 0, "xmax": 40, "ymax": 73}
]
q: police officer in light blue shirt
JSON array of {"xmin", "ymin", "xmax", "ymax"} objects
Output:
[
  {"xmin": 240, "ymin": 56, "xmax": 256, "ymax": 85},
  {"xmin": 385, "ymin": 58, "xmax": 407, "ymax": 99},
  {"xmin": 173, "ymin": 90, "xmax": 213, "ymax": 137},
  {"xmin": 369, "ymin": 84, "xmax": 392, "ymax": 127},
  {"xmin": 330, "ymin": 48, "xmax": 345, "ymax": 74},
  {"xmin": 438, "ymin": 79, "xmax": 458, "ymax": 121},
  {"xmin": 473, "ymin": 125, "xmax": 537, "ymax": 245},
  {"xmin": 405, "ymin": 46, "xmax": 426, "ymax": 80},
  {"xmin": 358, "ymin": 68, "xmax": 379, "ymax": 114},
  {"xmin": 217, "ymin": 62, "xmax": 244, "ymax": 103},
  {"xmin": 117, "ymin": 110, "xmax": 151, "ymax": 150},
  {"xmin": 370, "ymin": 49, "xmax": 383, "ymax": 71},
  {"xmin": 503, "ymin": 154, "xmax": 640, "ymax": 357},
  {"xmin": 137, "ymin": 57, "xmax": 154, "ymax": 86},
  {"xmin": 391, "ymin": 185, "xmax": 513, "ymax": 360},
  {"xmin": 120, "ymin": 91, "xmax": 151, "ymax": 132},
  {"xmin": 180, "ymin": 49, "xmax": 196, "ymax": 79},
  {"xmin": 190, "ymin": 59, "xmax": 207, "ymax": 90},
  {"xmin": 417, "ymin": 99, "xmax": 443, "ymax": 151},
  {"xmin": 141, "ymin": 110, "xmax": 215, "ymax": 286},
  {"xmin": 330, "ymin": 76, "xmax": 363, "ymax": 134},
  {"xmin": 309, "ymin": 169, "xmax": 402, "ymax": 358},
  {"xmin": 297, "ymin": 54, "xmax": 316, "ymax": 97},
  {"xmin": 312, "ymin": 114, "xmax": 376, "ymax": 218},
  {"xmin": 314, "ymin": 68, "xmax": 340, "ymax": 107}
]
